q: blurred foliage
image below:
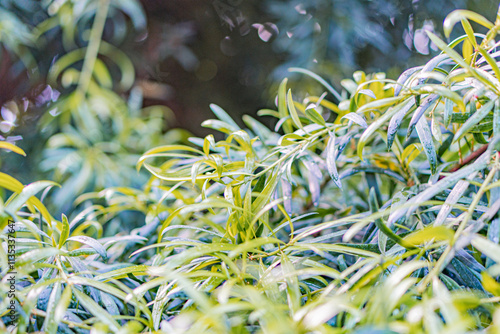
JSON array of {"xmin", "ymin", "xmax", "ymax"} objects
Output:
[
  {"xmin": 4, "ymin": 0, "xmax": 499, "ymax": 137},
  {"xmin": 1, "ymin": 2, "xmax": 500, "ymax": 333},
  {"xmin": 0, "ymin": 0, "xmax": 191, "ymax": 214}
]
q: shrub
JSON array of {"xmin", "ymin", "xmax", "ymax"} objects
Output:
[{"xmin": 2, "ymin": 4, "xmax": 500, "ymax": 334}]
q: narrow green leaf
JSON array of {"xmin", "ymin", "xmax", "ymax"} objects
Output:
[
  {"xmin": 494, "ymin": 99, "xmax": 500, "ymax": 137},
  {"xmin": 326, "ymin": 132, "xmax": 342, "ymax": 189},
  {"xmin": 407, "ymin": 94, "xmax": 439, "ymax": 139},
  {"xmin": 415, "ymin": 116, "xmax": 438, "ymax": 174},
  {"xmin": 67, "ymin": 236, "xmax": 108, "ymax": 261},
  {"xmin": 358, "ymin": 97, "xmax": 412, "ymax": 159},
  {"xmin": 53, "ymin": 285, "xmax": 72, "ymax": 331},
  {"xmin": 59, "ymin": 214, "xmax": 69, "ymax": 248},
  {"xmin": 209, "ymin": 103, "xmax": 240, "ymax": 130},
  {"xmin": 426, "ymin": 31, "xmax": 468, "ymax": 68},
  {"xmin": 403, "ymin": 226, "xmax": 454, "ymax": 246},
  {"xmin": 387, "ymin": 99, "xmax": 415, "ymax": 150},
  {"xmin": 304, "ymin": 105, "xmax": 326, "ymax": 126},
  {"xmin": 356, "ymin": 96, "xmax": 404, "ymax": 115},
  {"xmin": 341, "ymin": 113, "xmax": 367, "ymax": 128},
  {"xmin": 72, "ymin": 288, "xmax": 119, "ymax": 331},
  {"xmin": 453, "ymin": 99, "xmax": 495, "ymax": 143},
  {"xmin": 287, "ymin": 89, "xmax": 303, "ymax": 129},
  {"xmin": 370, "ymin": 188, "xmax": 414, "ymax": 249},
  {"xmin": 388, "ymin": 152, "xmax": 489, "ymax": 225},
  {"xmin": 444, "ymin": 98, "xmax": 454, "ymax": 128},
  {"xmin": 444, "ymin": 9, "xmax": 493, "ymax": 37},
  {"xmin": 395, "ymin": 66, "xmax": 422, "ymax": 96},
  {"xmin": 288, "ymin": 67, "xmax": 342, "ymax": 101},
  {"xmin": 278, "ymin": 78, "xmax": 292, "ymax": 133},
  {"xmin": 43, "ymin": 281, "xmax": 61, "ymax": 334}
]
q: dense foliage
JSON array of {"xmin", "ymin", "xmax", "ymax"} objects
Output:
[{"xmin": 2, "ymin": 2, "xmax": 500, "ymax": 334}]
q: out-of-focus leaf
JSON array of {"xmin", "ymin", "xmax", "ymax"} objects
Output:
[
  {"xmin": 288, "ymin": 67, "xmax": 342, "ymax": 101},
  {"xmin": 0, "ymin": 141, "xmax": 26, "ymax": 155}
]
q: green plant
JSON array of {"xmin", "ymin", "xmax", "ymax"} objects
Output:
[{"xmin": 3, "ymin": 4, "xmax": 500, "ymax": 334}]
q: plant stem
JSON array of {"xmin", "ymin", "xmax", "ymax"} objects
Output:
[{"xmin": 77, "ymin": 0, "xmax": 110, "ymax": 96}]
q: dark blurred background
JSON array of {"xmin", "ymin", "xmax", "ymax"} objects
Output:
[{"xmin": 1, "ymin": 0, "xmax": 499, "ymax": 136}]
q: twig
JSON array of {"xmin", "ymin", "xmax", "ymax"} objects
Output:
[{"xmin": 449, "ymin": 143, "xmax": 488, "ymax": 172}]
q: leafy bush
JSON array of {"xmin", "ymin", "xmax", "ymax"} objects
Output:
[{"xmin": 2, "ymin": 4, "xmax": 500, "ymax": 334}]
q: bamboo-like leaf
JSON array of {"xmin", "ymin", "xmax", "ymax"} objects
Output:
[
  {"xmin": 341, "ymin": 113, "xmax": 367, "ymax": 128},
  {"xmin": 388, "ymin": 151, "xmax": 489, "ymax": 225},
  {"xmin": 202, "ymin": 119, "xmax": 239, "ymax": 134},
  {"xmin": 407, "ymin": 94, "xmax": 439, "ymax": 139},
  {"xmin": 59, "ymin": 214, "xmax": 69, "ymax": 248},
  {"xmin": 443, "ymin": 9, "xmax": 493, "ymax": 37},
  {"xmin": 356, "ymin": 96, "xmax": 404, "ymax": 115},
  {"xmin": 482, "ymin": 272, "xmax": 500, "ymax": 296},
  {"xmin": 210, "ymin": 103, "xmax": 240, "ymax": 130},
  {"xmin": 403, "ymin": 226, "xmax": 454, "ymax": 246},
  {"xmin": 67, "ymin": 236, "xmax": 108, "ymax": 261},
  {"xmin": 494, "ymin": 98, "xmax": 500, "ymax": 137},
  {"xmin": 358, "ymin": 97, "xmax": 412, "ymax": 159},
  {"xmin": 288, "ymin": 67, "xmax": 342, "ymax": 101},
  {"xmin": 278, "ymin": 78, "xmax": 292, "ymax": 133},
  {"xmin": 53, "ymin": 285, "xmax": 72, "ymax": 332},
  {"xmin": 43, "ymin": 281, "xmax": 61, "ymax": 333},
  {"xmin": 340, "ymin": 166, "xmax": 406, "ymax": 183},
  {"xmin": 72, "ymin": 288, "xmax": 120, "ymax": 331},
  {"xmin": 281, "ymin": 178, "xmax": 292, "ymax": 215},
  {"xmin": 281, "ymin": 254, "xmax": 300, "ymax": 314},
  {"xmin": 369, "ymin": 188, "xmax": 413, "ymax": 249},
  {"xmin": 450, "ymin": 257, "xmax": 484, "ymax": 291},
  {"xmin": 471, "ymin": 235, "xmax": 500, "ymax": 265},
  {"xmin": 418, "ymin": 54, "xmax": 450, "ymax": 84},
  {"xmin": 5, "ymin": 180, "xmax": 57, "ymax": 224},
  {"xmin": 95, "ymin": 265, "xmax": 149, "ymax": 281},
  {"xmin": 358, "ymin": 89, "xmax": 376, "ymax": 99},
  {"xmin": 395, "ymin": 66, "xmax": 422, "ymax": 96},
  {"xmin": 478, "ymin": 48, "xmax": 500, "ymax": 81},
  {"xmin": 387, "ymin": 99, "xmax": 415, "ymax": 150},
  {"xmin": 435, "ymin": 174, "xmax": 477, "ymax": 226},
  {"xmin": 453, "ymin": 99, "xmax": 495, "ymax": 143},
  {"xmin": 326, "ymin": 132, "xmax": 342, "ymax": 189},
  {"xmin": 17, "ymin": 247, "xmax": 59, "ymax": 266},
  {"xmin": 426, "ymin": 31, "xmax": 468, "ymax": 68},
  {"xmin": 415, "ymin": 116, "xmax": 438, "ymax": 174},
  {"xmin": 287, "ymin": 89, "xmax": 303, "ymax": 129},
  {"xmin": 431, "ymin": 113, "xmax": 443, "ymax": 144},
  {"xmin": 304, "ymin": 105, "xmax": 326, "ymax": 126},
  {"xmin": 417, "ymin": 86, "xmax": 463, "ymax": 111},
  {"xmin": 0, "ymin": 141, "xmax": 26, "ymax": 155}
]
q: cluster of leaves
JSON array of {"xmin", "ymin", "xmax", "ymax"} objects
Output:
[{"xmin": 2, "ymin": 3, "xmax": 500, "ymax": 334}]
